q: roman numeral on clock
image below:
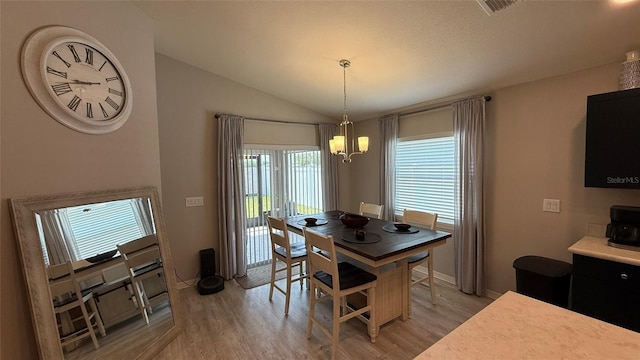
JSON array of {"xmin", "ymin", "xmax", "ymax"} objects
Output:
[
  {"xmin": 85, "ymin": 48, "xmax": 94, "ymax": 66},
  {"xmin": 51, "ymin": 83, "xmax": 72, "ymax": 96},
  {"xmin": 46, "ymin": 66, "xmax": 67, "ymax": 78},
  {"xmin": 52, "ymin": 51, "xmax": 71, "ymax": 68},
  {"xmin": 105, "ymin": 96, "xmax": 119, "ymax": 111},
  {"xmin": 109, "ymin": 88, "xmax": 122, "ymax": 97},
  {"xmin": 86, "ymin": 103, "xmax": 93, "ymax": 118},
  {"xmin": 106, "ymin": 76, "xmax": 120, "ymax": 82},
  {"xmin": 99, "ymin": 103, "xmax": 109, "ymax": 118},
  {"xmin": 68, "ymin": 95, "xmax": 81, "ymax": 112},
  {"xmin": 67, "ymin": 44, "xmax": 81, "ymax": 63}
]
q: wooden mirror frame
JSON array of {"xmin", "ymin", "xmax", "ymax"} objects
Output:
[{"xmin": 10, "ymin": 186, "xmax": 183, "ymax": 359}]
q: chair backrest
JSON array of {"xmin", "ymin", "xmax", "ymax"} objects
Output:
[
  {"xmin": 47, "ymin": 261, "xmax": 82, "ymax": 302},
  {"xmin": 124, "ymin": 246, "xmax": 162, "ymax": 270},
  {"xmin": 403, "ymin": 209, "xmax": 438, "ymax": 230},
  {"xmin": 359, "ymin": 202, "xmax": 384, "ymax": 219},
  {"xmin": 117, "ymin": 234, "xmax": 158, "ymax": 255},
  {"xmin": 117, "ymin": 235, "xmax": 161, "ymax": 273},
  {"xmin": 303, "ymin": 227, "xmax": 339, "ymax": 290},
  {"xmin": 266, "ymin": 216, "xmax": 291, "ymax": 251}
]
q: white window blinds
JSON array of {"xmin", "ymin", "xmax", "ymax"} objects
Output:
[
  {"xmin": 395, "ymin": 136, "xmax": 455, "ymax": 223},
  {"xmin": 67, "ymin": 199, "xmax": 147, "ymax": 258}
]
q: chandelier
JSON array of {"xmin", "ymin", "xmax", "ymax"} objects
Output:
[{"xmin": 329, "ymin": 59, "xmax": 369, "ymax": 163}]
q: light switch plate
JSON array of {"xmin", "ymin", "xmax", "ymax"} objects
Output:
[
  {"xmin": 543, "ymin": 199, "xmax": 560, "ymax": 213},
  {"xmin": 185, "ymin": 196, "xmax": 204, "ymax": 207}
]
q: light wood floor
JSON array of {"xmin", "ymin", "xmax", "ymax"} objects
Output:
[
  {"xmin": 65, "ymin": 302, "xmax": 173, "ymax": 360},
  {"xmin": 156, "ymin": 277, "xmax": 493, "ymax": 359}
]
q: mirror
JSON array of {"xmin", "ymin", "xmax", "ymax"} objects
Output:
[{"xmin": 10, "ymin": 186, "xmax": 182, "ymax": 360}]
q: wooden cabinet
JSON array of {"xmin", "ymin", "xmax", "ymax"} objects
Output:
[
  {"xmin": 94, "ymin": 282, "xmax": 138, "ymax": 328},
  {"xmin": 571, "ymin": 254, "xmax": 640, "ymax": 332}
]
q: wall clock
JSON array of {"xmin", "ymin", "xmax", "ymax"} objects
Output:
[{"xmin": 21, "ymin": 26, "xmax": 133, "ymax": 134}]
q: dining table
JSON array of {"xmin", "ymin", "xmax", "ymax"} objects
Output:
[{"xmin": 285, "ymin": 210, "xmax": 451, "ymax": 332}]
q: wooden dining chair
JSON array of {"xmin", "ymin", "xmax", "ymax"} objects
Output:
[
  {"xmin": 359, "ymin": 202, "xmax": 384, "ymax": 219},
  {"xmin": 303, "ymin": 227, "xmax": 378, "ymax": 360},
  {"xmin": 403, "ymin": 209, "xmax": 439, "ymax": 314},
  {"xmin": 117, "ymin": 234, "xmax": 169, "ymax": 324},
  {"xmin": 48, "ymin": 261, "xmax": 105, "ymax": 352},
  {"xmin": 266, "ymin": 216, "xmax": 308, "ymax": 316}
]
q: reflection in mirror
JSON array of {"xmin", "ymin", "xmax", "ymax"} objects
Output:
[
  {"xmin": 10, "ymin": 187, "xmax": 182, "ymax": 360},
  {"xmin": 36, "ymin": 198, "xmax": 156, "ymax": 267}
]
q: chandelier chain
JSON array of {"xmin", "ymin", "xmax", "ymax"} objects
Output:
[
  {"xmin": 330, "ymin": 59, "xmax": 367, "ymax": 163},
  {"xmin": 343, "ymin": 62, "xmax": 347, "ymax": 119}
]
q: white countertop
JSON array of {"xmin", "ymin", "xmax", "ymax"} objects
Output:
[
  {"xmin": 568, "ymin": 236, "xmax": 640, "ymax": 266},
  {"xmin": 413, "ymin": 291, "xmax": 640, "ymax": 360}
]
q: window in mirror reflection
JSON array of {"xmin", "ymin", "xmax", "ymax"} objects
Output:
[{"xmin": 36, "ymin": 198, "xmax": 155, "ymax": 266}]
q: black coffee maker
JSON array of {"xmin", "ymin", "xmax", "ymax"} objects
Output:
[{"xmin": 606, "ymin": 205, "xmax": 640, "ymax": 250}]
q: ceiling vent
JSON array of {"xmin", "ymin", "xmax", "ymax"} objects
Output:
[{"xmin": 476, "ymin": 0, "xmax": 520, "ymax": 15}]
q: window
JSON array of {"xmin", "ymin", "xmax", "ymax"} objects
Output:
[
  {"xmin": 395, "ymin": 135, "xmax": 455, "ymax": 224},
  {"xmin": 244, "ymin": 147, "xmax": 323, "ymax": 268},
  {"xmin": 68, "ymin": 200, "xmax": 152, "ymax": 258},
  {"xmin": 37, "ymin": 198, "xmax": 155, "ymax": 265}
]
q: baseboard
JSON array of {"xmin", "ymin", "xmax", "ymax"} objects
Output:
[
  {"xmin": 413, "ymin": 265, "xmax": 502, "ymax": 299},
  {"xmin": 433, "ymin": 271, "xmax": 456, "ymax": 284},
  {"xmin": 176, "ymin": 278, "xmax": 197, "ymax": 290},
  {"xmin": 484, "ymin": 289, "xmax": 502, "ymax": 300},
  {"xmin": 413, "ymin": 265, "xmax": 455, "ymax": 284}
]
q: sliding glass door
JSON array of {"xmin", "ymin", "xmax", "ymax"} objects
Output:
[{"xmin": 244, "ymin": 147, "xmax": 323, "ymax": 268}]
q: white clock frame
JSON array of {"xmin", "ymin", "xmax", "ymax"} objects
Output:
[{"xmin": 21, "ymin": 26, "xmax": 133, "ymax": 135}]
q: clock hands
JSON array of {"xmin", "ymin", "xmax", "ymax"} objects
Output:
[
  {"xmin": 70, "ymin": 79, "xmax": 102, "ymax": 85},
  {"xmin": 54, "ymin": 80, "xmax": 102, "ymax": 85}
]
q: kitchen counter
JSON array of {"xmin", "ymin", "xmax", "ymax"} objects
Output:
[
  {"xmin": 568, "ymin": 236, "xmax": 640, "ymax": 266},
  {"xmin": 413, "ymin": 291, "xmax": 640, "ymax": 359},
  {"xmin": 569, "ymin": 236, "xmax": 640, "ymax": 333}
]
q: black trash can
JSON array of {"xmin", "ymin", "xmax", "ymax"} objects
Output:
[{"xmin": 513, "ymin": 255, "xmax": 572, "ymax": 308}]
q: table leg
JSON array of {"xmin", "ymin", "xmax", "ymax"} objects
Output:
[{"xmin": 398, "ymin": 258, "xmax": 409, "ymax": 321}]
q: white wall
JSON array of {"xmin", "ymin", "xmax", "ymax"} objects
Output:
[
  {"xmin": 486, "ymin": 63, "xmax": 640, "ymax": 294},
  {"xmin": 342, "ymin": 63, "xmax": 640, "ymax": 295},
  {"xmin": 155, "ymin": 54, "xmax": 333, "ymax": 282},
  {"xmin": 1, "ymin": 2, "xmax": 160, "ymax": 358}
]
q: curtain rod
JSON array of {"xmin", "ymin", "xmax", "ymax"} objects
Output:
[
  {"xmin": 216, "ymin": 94, "xmax": 491, "ymax": 123},
  {"xmin": 214, "ymin": 114, "xmax": 335, "ymax": 126},
  {"xmin": 399, "ymin": 95, "xmax": 492, "ymax": 117}
]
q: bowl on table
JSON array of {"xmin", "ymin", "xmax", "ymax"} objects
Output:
[
  {"xmin": 304, "ymin": 217, "xmax": 318, "ymax": 225},
  {"xmin": 394, "ymin": 223, "xmax": 411, "ymax": 231},
  {"xmin": 340, "ymin": 213, "xmax": 369, "ymax": 228},
  {"xmin": 85, "ymin": 249, "xmax": 118, "ymax": 263}
]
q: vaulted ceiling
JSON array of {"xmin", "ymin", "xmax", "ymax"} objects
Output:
[{"xmin": 134, "ymin": 0, "xmax": 640, "ymax": 121}]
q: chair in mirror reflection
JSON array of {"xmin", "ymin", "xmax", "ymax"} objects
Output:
[
  {"xmin": 48, "ymin": 261, "xmax": 106, "ymax": 353},
  {"xmin": 117, "ymin": 234, "xmax": 169, "ymax": 324},
  {"xmin": 266, "ymin": 216, "xmax": 308, "ymax": 316},
  {"xmin": 359, "ymin": 202, "xmax": 384, "ymax": 219},
  {"xmin": 403, "ymin": 209, "xmax": 439, "ymax": 315},
  {"xmin": 11, "ymin": 187, "xmax": 182, "ymax": 359}
]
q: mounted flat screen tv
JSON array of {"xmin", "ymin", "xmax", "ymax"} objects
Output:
[{"xmin": 585, "ymin": 88, "xmax": 640, "ymax": 189}]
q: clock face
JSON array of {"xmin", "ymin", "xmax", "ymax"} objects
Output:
[
  {"xmin": 21, "ymin": 26, "xmax": 133, "ymax": 134},
  {"xmin": 43, "ymin": 41, "xmax": 126, "ymax": 122}
]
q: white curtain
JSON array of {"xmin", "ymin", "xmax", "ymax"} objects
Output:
[
  {"xmin": 453, "ymin": 96, "xmax": 487, "ymax": 296},
  {"xmin": 319, "ymin": 124, "xmax": 339, "ymax": 211},
  {"xmin": 131, "ymin": 197, "xmax": 155, "ymax": 236},
  {"xmin": 379, "ymin": 114, "xmax": 398, "ymax": 221},
  {"xmin": 217, "ymin": 114, "xmax": 248, "ymax": 280},
  {"xmin": 40, "ymin": 209, "xmax": 80, "ymax": 265}
]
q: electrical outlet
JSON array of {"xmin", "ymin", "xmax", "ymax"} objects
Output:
[
  {"xmin": 543, "ymin": 199, "xmax": 560, "ymax": 213},
  {"xmin": 185, "ymin": 196, "xmax": 204, "ymax": 207}
]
